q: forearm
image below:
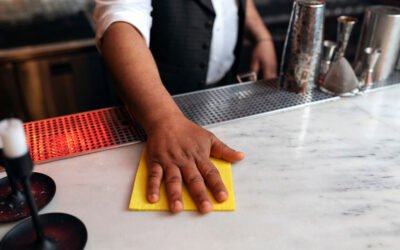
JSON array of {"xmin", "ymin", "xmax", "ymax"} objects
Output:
[
  {"xmin": 101, "ymin": 22, "xmax": 182, "ymax": 130},
  {"xmin": 245, "ymin": 0, "xmax": 272, "ymax": 42},
  {"xmin": 99, "ymin": 12, "xmax": 245, "ymax": 215}
]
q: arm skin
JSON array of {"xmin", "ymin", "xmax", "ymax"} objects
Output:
[
  {"xmin": 101, "ymin": 23, "xmax": 244, "ymax": 214},
  {"xmin": 246, "ymin": 0, "xmax": 278, "ymax": 79}
]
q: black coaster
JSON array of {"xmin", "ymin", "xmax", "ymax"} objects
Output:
[
  {"xmin": 0, "ymin": 173, "xmax": 56, "ymax": 223},
  {"xmin": 0, "ymin": 213, "xmax": 88, "ymax": 250}
]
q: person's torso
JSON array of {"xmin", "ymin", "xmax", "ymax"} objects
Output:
[{"xmin": 150, "ymin": 0, "xmax": 246, "ymax": 94}]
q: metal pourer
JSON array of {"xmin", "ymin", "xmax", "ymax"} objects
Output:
[
  {"xmin": 318, "ymin": 40, "xmax": 337, "ymax": 87},
  {"xmin": 321, "ymin": 16, "xmax": 360, "ymax": 96},
  {"xmin": 332, "ymin": 16, "xmax": 358, "ymax": 62},
  {"xmin": 359, "ymin": 47, "xmax": 381, "ymax": 91}
]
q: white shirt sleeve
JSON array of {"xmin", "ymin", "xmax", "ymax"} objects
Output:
[{"xmin": 93, "ymin": 0, "xmax": 153, "ymax": 50}]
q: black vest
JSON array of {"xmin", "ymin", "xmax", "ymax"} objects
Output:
[{"xmin": 150, "ymin": 0, "xmax": 246, "ymax": 95}]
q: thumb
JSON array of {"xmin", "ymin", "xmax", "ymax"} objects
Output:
[{"xmin": 210, "ymin": 135, "xmax": 245, "ymax": 162}]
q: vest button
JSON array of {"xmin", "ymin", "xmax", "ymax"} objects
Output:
[
  {"xmin": 199, "ymin": 80, "xmax": 206, "ymax": 85},
  {"xmin": 199, "ymin": 62, "xmax": 207, "ymax": 69},
  {"xmin": 205, "ymin": 20, "xmax": 213, "ymax": 29},
  {"xmin": 202, "ymin": 42, "xmax": 210, "ymax": 50}
]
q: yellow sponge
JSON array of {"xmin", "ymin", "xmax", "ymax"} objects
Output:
[{"xmin": 129, "ymin": 150, "xmax": 235, "ymax": 211}]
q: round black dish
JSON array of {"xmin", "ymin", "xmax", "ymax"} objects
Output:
[
  {"xmin": 0, "ymin": 213, "xmax": 88, "ymax": 250},
  {"xmin": 0, "ymin": 173, "xmax": 56, "ymax": 223}
]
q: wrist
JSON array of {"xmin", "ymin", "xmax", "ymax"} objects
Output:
[
  {"xmin": 143, "ymin": 111, "xmax": 186, "ymax": 134},
  {"xmin": 255, "ymin": 37, "xmax": 273, "ymax": 44}
]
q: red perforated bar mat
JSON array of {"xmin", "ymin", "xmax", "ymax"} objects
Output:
[{"xmin": 24, "ymin": 107, "xmax": 145, "ymax": 164}]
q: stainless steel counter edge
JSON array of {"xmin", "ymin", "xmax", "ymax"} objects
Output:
[{"xmin": 21, "ymin": 73, "xmax": 400, "ymax": 164}]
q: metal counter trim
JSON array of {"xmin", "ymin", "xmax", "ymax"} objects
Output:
[{"xmin": 22, "ymin": 75, "xmax": 399, "ymax": 164}]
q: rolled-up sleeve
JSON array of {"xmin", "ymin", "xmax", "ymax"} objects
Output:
[{"xmin": 93, "ymin": 0, "xmax": 153, "ymax": 50}]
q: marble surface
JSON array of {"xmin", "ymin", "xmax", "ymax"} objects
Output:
[{"xmin": 1, "ymin": 86, "xmax": 400, "ymax": 250}]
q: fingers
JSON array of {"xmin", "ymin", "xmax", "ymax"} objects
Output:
[
  {"xmin": 147, "ymin": 160, "xmax": 222, "ymax": 214},
  {"xmin": 262, "ymin": 59, "xmax": 277, "ymax": 79},
  {"xmin": 250, "ymin": 58, "xmax": 260, "ymax": 75},
  {"xmin": 253, "ymin": 59, "xmax": 278, "ymax": 80},
  {"xmin": 211, "ymin": 136, "xmax": 245, "ymax": 162},
  {"xmin": 197, "ymin": 160, "xmax": 228, "ymax": 203},
  {"xmin": 181, "ymin": 164, "xmax": 213, "ymax": 214},
  {"xmin": 147, "ymin": 157, "xmax": 230, "ymax": 214},
  {"xmin": 145, "ymin": 120, "xmax": 244, "ymax": 214},
  {"xmin": 252, "ymin": 41, "xmax": 277, "ymax": 80},
  {"xmin": 263, "ymin": 67, "xmax": 277, "ymax": 80},
  {"xmin": 164, "ymin": 165, "xmax": 183, "ymax": 212},
  {"xmin": 146, "ymin": 162, "xmax": 163, "ymax": 203}
]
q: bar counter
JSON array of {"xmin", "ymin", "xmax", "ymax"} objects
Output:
[{"xmin": 1, "ymin": 82, "xmax": 400, "ymax": 250}]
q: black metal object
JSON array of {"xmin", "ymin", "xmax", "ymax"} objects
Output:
[
  {"xmin": 0, "ymin": 149, "xmax": 55, "ymax": 223},
  {"xmin": 0, "ymin": 149, "xmax": 25, "ymax": 212},
  {"xmin": 0, "ymin": 173, "xmax": 56, "ymax": 223},
  {"xmin": 0, "ymin": 151, "xmax": 87, "ymax": 250},
  {"xmin": 0, "ymin": 213, "xmax": 87, "ymax": 250}
]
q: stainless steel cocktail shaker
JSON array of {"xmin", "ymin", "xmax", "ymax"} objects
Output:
[
  {"xmin": 279, "ymin": 0, "xmax": 325, "ymax": 94},
  {"xmin": 354, "ymin": 6, "xmax": 400, "ymax": 81}
]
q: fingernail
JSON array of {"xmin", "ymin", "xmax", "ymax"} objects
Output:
[
  {"xmin": 148, "ymin": 194, "xmax": 159, "ymax": 203},
  {"xmin": 200, "ymin": 201, "xmax": 213, "ymax": 213},
  {"xmin": 172, "ymin": 201, "xmax": 183, "ymax": 212},
  {"xmin": 236, "ymin": 151, "xmax": 245, "ymax": 159},
  {"xmin": 216, "ymin": 191, "xmax": 228, "ymax": 202}
]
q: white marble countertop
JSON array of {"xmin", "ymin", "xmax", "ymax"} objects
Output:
[{"xmin": 1, "ymin": 85, "xmax": 400, "ymax": 250}]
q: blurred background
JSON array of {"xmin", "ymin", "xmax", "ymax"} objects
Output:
[{"xmin": 1, "ymin": 0, "xmax": 399, "ymax": 122}]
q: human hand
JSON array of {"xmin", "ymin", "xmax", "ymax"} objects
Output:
[
  {"xmin": 250, "ymin": 40, "xmax": 278, "ymax": 80},
  {"xmin": 145, "ymin": 114, "xmax": 245, "ymax": 214}
]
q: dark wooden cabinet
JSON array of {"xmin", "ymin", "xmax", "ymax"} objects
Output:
[{"xmin": 0, "ymin": 11, "xmax": 120, "ymax": 122}]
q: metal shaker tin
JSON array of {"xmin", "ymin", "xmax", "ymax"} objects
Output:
[
  {"xmin": 354, "ymin": 6, "xmax": 400, "ymax": 81},
  {"xmin": 279, "ymin": 0, "xmax": 325, "ymax": 94}
]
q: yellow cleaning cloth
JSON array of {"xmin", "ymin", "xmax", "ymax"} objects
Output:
[{"xmin": 129, "ymin": 151, "xmax": 235, "ymax": 211}]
